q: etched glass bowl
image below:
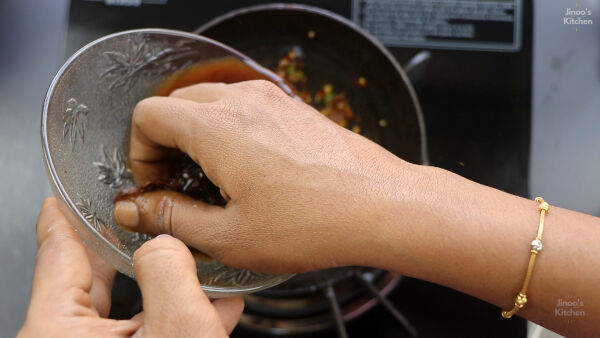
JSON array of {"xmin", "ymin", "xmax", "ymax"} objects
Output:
[{"xmin": 41, "ymin": 29, "xmax": 292, "ymax": 297}]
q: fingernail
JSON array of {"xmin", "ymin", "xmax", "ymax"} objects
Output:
[
  {"xmin": 114, "ymin": 201, "xmax": 139, "ymax": 228},
  {"xmin": 155, "ymin": 234, "xmax": 171, "ymax": 240}
]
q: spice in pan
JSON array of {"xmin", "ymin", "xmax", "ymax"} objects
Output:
[
  {"xmin": 273, "ymin": 50, "xmax": 361, "ymax": 132},
  {"xmin": 355, "ymin": 76, "xmax": 367, "ymax": 87}
]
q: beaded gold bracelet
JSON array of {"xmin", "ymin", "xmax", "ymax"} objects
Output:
[{"xmin": 501, "ymin": 197, "xmax": 549, "ymax": 319}]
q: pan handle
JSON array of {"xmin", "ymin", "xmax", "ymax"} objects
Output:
[
  {"xmin": 403, "ymin": 51, "xmax": 431, "ymax": 75},
  {"xmin": 401, "ymin": 50, "xmax": 431, "ymax": 166}
]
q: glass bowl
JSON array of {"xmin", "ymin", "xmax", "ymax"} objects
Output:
[{"xmin": 41, "ymin": 28, "xmax": 292, "ymax": 297}]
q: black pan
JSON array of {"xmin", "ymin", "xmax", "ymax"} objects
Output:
[{"xmin": 195, "ymin": 3, "xmax": 428, "ymax": 165}]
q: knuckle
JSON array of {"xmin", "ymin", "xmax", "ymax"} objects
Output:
[
  {"xmin": 249, "ymin": 79, "xmax": 283, "ymax": 97},
  {"xmin": 169, "ymin": 86, "xmax": 190, "ymax": 97},
  {"xmin": 201, "ymin": 101, "xmax": 240, "ymax": 126},
  {"xmin": 244, "ymin": 80, "xmax": 291, "ymax": 113},
  {"xmin": 65, "ymin": 287, "xmax": 93, "ymax": 308},
  {"xmin": 132, "ymin": 96, "xmax": 161, "ymax": 125},
  {"xmin": 36, "ymin": 230, "xmax": 80, "ymax": 262},
  {"xmin": 171, "ymin": 82, "xmax": 228, "ymax": 100},
  {"xmin": 133, "ymin": 96, "xmax": 155, "ymax": 114},
  {"xmin": 41, "ymin": 196, "xmax": 56, "ymax": 209},
  {"xmin": 152, "ymin": 195, "xmax": 177, "ymax": 235}
]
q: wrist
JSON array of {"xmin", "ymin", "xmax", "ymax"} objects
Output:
[
  {"xmin": 351, "ymin": 162, "xmax": 460, "ymax": 276},
  {"xmin": 335, "ymin": 156, "xmax": 430, "ymax": 271},
  {"xmin": 363, "ymin": 162, "xmax": 436, "ymax": 272}
]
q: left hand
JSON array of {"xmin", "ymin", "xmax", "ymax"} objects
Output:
[{"xmin": 18, "ymin": 197, "xmax": 243, "ymax": 337}]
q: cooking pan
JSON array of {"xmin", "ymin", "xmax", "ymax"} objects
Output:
[{"xmin": 196, "ymin": 3, "xmax": 428, "ymax": 165}]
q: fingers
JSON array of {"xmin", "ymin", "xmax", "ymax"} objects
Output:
[
  {"xmin": 129, "ymin": 80, "xmax": 292, "ymax": 187},
  {"xmin": 133, "ymin": 234, "xmax": 209, "ymax": 314},
  {"xmin": 114, "ymin": 190, "xmax": 228, "ymax": 252},
  {"xmin": 31, "ymin": 198, "xmax": 93, "ymax": 309},
  {"xmin": 129, "ymin": 96, "xmax": 199, "ymax": 185},
  {"xmin": 87, "ymin": 248, "xmax": 116, "ymax": 317},
  {"xmin": 129, "ymin": 291, "xmax": 244, "ymax": 334},
  {"xmin": 129, "ymin": 95, "xmax": 229, "ymax": 186},
  {"xmin": 212, "ymin": 297, "xmax": 244, "ymax": 334},
  {"xmin": 129, "ymin": 80, "xmax": 287, "ymax": 186},
  {"xmin": 133, "ymin": 235, "xmax": 227, "ymax": 335}
]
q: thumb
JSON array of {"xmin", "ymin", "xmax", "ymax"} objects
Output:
[
  {"xmin": 114, "ymin": 190, "xmax": 227, "ymax": 253},
  {"xmin": 133, "ymin": 235, "xmax": 227, "ymax": 336}
]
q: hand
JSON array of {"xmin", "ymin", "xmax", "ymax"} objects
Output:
[
  {"xmin": 19, "ymin": 197, "xmax": 243, "ymax": 338},
  {"xmin": 114, "ymin": 80, "xmax": 412, "ymax": 273},
  {"xmin": 111, "ymin": 81, "xmax": 600, "ymax": 337}
]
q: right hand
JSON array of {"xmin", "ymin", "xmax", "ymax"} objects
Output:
[{"xmin": 114, "ymin": 80, "xmax": 411, "ymax": 273}]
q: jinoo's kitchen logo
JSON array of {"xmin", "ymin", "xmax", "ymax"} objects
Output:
[
  {"xmin": 564, "ymin": 4, "xmax": 593, "ymax": 31},
  {"xmin": 555, "ymin": 298, "xmax": 585, "ymax": 324}
]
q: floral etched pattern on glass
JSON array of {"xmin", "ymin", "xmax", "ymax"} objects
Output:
[
  {"xmin": 93, "ymin": 145, "xmax": 132, "ymax": 188},
  {"xmin": 202, "ymin": 265, "xmax": 270, "ymax": 287},
  {"xmin": 101, "ymin": 36, "xmax": 198, "ymax": 90},
  {"xmin": 63, "ymin": 98, "xmax": 89, "ymax": 150}
]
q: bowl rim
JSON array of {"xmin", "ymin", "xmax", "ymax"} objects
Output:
[
  {"xmin": 195, "ymin": 3, "xmax": 429, "ymax": 165},
  {"xmin": 41, "ymin": 28, "xmax": 294, "ymax": 296}
]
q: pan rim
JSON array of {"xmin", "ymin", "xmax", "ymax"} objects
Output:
[{"xmin": 195, "ymin": 2, "xmax": 429, "ymax": 165}]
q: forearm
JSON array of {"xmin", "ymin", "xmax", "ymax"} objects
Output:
[
  {"xmin": 121, "ymin": 83, "xmax": 599, "ymax": 335},
  {"xmin": 369, "ymin": 163, "xmax": 600, "ymax": 336}
]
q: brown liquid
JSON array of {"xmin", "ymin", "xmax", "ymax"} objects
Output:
[{"xmin": 154, "ymin": 56, "xmax": 275, "ymax": 96}]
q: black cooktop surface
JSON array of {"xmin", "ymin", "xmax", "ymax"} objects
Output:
[{"xmin": 69, "ymin": 1, "xmax": 531, "ymax": 337}]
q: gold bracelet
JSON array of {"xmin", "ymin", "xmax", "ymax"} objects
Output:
[{"xmin": 501, "ymin": 196, "xmax": 549, "ymax": 319}]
